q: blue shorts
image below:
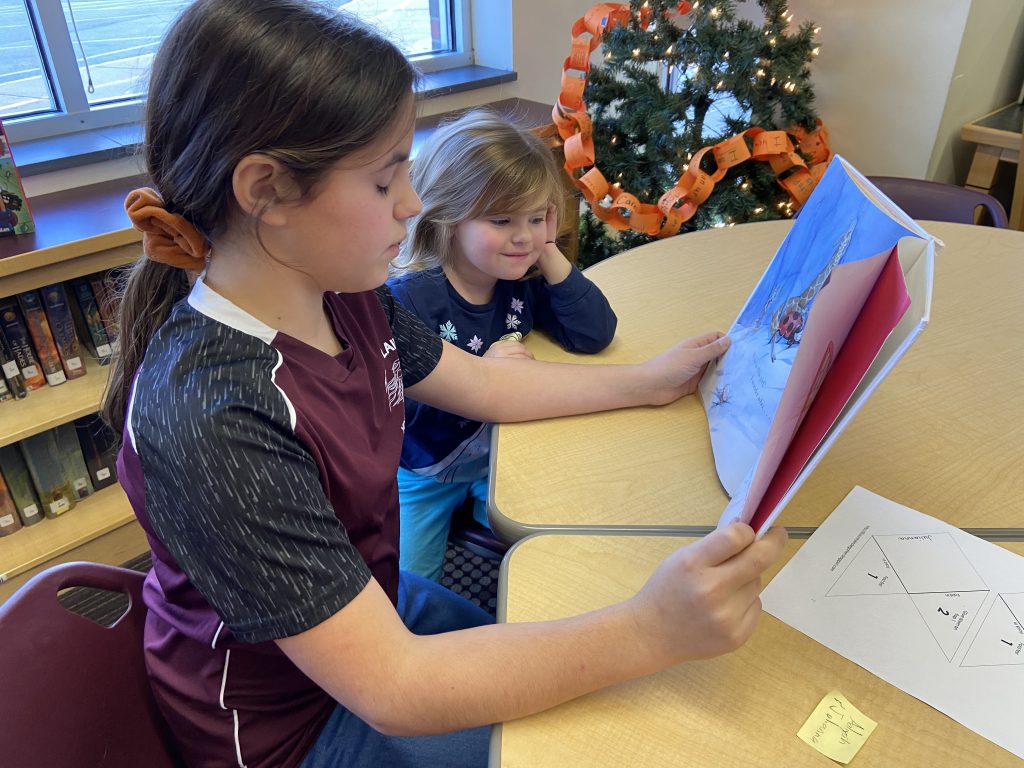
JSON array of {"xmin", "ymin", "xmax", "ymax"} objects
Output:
[
  {"xmin": 397, "ymin": 467, "xmax": 490, "ymax": 581},
  {"xmin": 300, "ymin": 571, "xmax": 493, "ymax": 768}
]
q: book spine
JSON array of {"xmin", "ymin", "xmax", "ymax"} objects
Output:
[
  {"xmin": 18, "ymin": 431, "xmax": 76, "ymax": 518},
  {"xmin": 52, "ymin": 422, "xmax": 94, "ymax": 500},
  {"xmin": 16, "ymin": 291, "xmax": 66, "ymax": 386},
  {"xmin": 0, "ymin": 300, "xmax": 45, "ymax": 389},
  {"xmin": 39, "ymin": 283, "xmax": 87, "ymax": 379},
  {"xmin": 0, "ymin": 445, "xmax": 43, "ymax": 526},
  {"xmin": 0, "ymin": 471, "xmax": 23, "ymax": 537},
  {"xmin": 88, "ymin": 274, "xmax": 119, "ymax": 346},
  {"xmin": 73, "ymin": 414, "xmax": 118, "ymax": 490},
  {"xmin": 0, "ymin": 326, "xmax": 28, "ymax": 398},
  {"xmin": 0, "ymin": 375, "xmax": 10, "ymax": 401},
  {"xmin": 69, "ymin": 279, "xmax": 113, "ymax": 363}
]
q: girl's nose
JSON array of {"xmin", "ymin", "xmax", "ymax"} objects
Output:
[{"xmin": 511, "ymin": 221, "xmax": 532, "ymax": 244}]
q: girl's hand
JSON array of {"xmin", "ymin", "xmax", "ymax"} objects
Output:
[
  {"xmin": 535, "ymin": 203, "xmax": 572, "ymax": 286},
  {"xmin": 544, "ymin": 201, "xmax": 558, "ymax": 245},
  {"xmin": 630, "ymin": 523, "xmax": 788, "ymax": 665},
  {"xmin": 641, "ymin": 331, "xmax": 731, "ymax": 405},
  {"xmin": 484, "ymin": 339, "xmax": 535, "ymax": 360}
]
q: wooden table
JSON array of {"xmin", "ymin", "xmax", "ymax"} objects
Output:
[
  {"xmin": 960, "ymin": 102, "xmax": 1024, "ymax": 228},
  {"xmin": 488, "ymin": 220, "xmax": 1024, "ymax": 539},
  {"xmin": 491, "ymin": 533, "xmax": 1024, "ymax": 767}
]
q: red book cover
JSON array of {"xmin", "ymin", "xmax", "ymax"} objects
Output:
[{"xmin": 16, "ymin": 290, "xmax": 66, "ymax": 386}]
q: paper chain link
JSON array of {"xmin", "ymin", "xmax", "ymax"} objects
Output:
[{"xmin": 553, "ymin": 2, "xmax": 832, "ymax": 238}]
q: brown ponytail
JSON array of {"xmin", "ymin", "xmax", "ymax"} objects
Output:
[{"xmin": 101, "ymin": 259, "xmax": 189, "ymax": 435}]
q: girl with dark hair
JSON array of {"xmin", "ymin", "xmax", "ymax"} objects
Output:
[{"xmin": 109, "ymin": 1, "xmax": 787, "ymax": 766}]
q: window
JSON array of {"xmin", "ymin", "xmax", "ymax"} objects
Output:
[{"xmin": 0, "ymin": 0, "xmax": 472, "ymax": 144}]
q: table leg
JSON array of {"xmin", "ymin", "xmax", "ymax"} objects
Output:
[{"xmin": 964, "ymin": 144, "xmax": 1003, "ymax": 193}]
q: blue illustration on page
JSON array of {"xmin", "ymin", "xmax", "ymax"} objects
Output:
[{"xmin": 699, "ymin": 157, "xmax": 919, "ymax": 502}]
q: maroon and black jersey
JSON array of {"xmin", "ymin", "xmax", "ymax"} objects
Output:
[{"xmin": 118, "ymin": 278, "xmax": 441, "ymax": 768}]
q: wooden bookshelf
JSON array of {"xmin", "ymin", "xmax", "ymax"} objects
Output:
[
  {"xmin": 0, "ymin": 364, "xmax": 111, "ymax": 447},
  {"xmin": 0, "ymin": 484, "xmax": 135, "ymax": 584},
  {"xmin": 0, "ymin": 177, "xmax": 143, "ymax": 600}
]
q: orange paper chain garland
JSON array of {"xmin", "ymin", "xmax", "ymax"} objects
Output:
[{"xmin": 553, "ymin": 1, "xmax": 832, "ymax": 238}]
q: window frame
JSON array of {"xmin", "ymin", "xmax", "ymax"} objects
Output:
[{"xmin": 3, "ymin": 0, "xmax": 474, "ymax": 145}]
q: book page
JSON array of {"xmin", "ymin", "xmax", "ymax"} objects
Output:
[
  {"xmin": 699, "ymin": 156, "xmax": 931, "ymax": 508},
  {"xmin": 762, "ymin": 487, "xmax": 1024, "ymax": 761}
]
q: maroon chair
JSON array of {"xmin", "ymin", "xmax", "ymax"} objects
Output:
[
  {"xmin": 867, "ymin": 175, "xmax": 1008, "ymax": 227},
  {"xmin": 0, "ymin": 562, "xmax": 182, "ymax": 767}
]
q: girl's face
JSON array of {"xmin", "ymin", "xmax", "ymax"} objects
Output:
[
  {"xmin": 281, "ymin": 119, "xmax": 420, "ymax": 293},
  {"xmin": 452, "ymin": 202, "xmax": 549, "ymax": 284}
]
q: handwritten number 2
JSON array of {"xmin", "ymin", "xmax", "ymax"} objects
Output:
[{"xmin": 937, "ymin": 607, "xmax": 950, "ymax": 616}]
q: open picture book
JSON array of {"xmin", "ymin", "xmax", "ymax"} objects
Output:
[{"xmin": 697, "ymin": 156, "xmax": 938, "ymax": 535}]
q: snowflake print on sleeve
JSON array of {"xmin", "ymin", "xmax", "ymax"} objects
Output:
[
  {"xmin": 438, "ymin": 320, "xmax": 458, "ymax": 342},
  {"xmin": 510, "ymin": 297, "xmax": 525, "ymax": 314},
  {"xmin": 505, "ymin": 313, "xmax": 521, "ymax": 331},
  {"xmin": 467, "ymin": 335, "xmax": 483, "ymax": 354}
]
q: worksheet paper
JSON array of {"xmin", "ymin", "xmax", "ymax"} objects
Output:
[{"xmin": 761, "ymin": 487, "xmax": 1024, "ymax": 760}]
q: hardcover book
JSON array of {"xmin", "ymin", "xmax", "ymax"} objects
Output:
[
  {"xmin": 39, "ymin": 282, "xmax": 87, "ymax": 379},
  {"xmin": 0, "ymin": 326, "xmax": 28, "ymax": 398},
  {"xmin": 18, "ymin": 431, "xmax": 77, "ymax": 518},
  {"xmin": 68, "ymin": 279, "xmax": 113, "ymax": 364},
  {"xmin": 53, "ymin": 423, "xmax": 94, "ymax": 501},
  {"xmin": 0, "ymin": 119, "xmax": 34, "ymax": 237},
  {"xmin": 74, "ymin": 414, "xmax": 119, "ymax": 490},
  {"xmin": 0, "ymin": 444, "xmax": 43, "ymax": 526},
  {"xmin": 0, "ymin": 470, "xmax": 23, "ymax": 536},
  {"xmin": 16, "ymin": 291, "xmax": 66, "ymax": 386},
  {"xmin": 88, "ymin": 273, "xmax": 119, "ymax": 346},
  {"xmin": 0, "ymin": 300, "xmax": 45, "ymax": 389},
  {"xmin": 699, "ymin": 155, "xmax": 936, "ymax": 535}
]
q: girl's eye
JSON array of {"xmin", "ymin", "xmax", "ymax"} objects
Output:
[
  {"xmin": 376, "ymin": 185, "xmax": 390, "ymax": 196},
  {"xmin": 530, "ymin": 217, "xmax": 545, "ymax": 225},
  {"xmin": 489, "ymin": 218, "xmax": 510, "ymax": 226}
]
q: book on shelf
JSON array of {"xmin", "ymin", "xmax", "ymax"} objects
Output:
[
  {"xmin": 18, "ymin": 430, "xmax": 77, "ymax": 518},
  {"xmin": 74, "ymin": 414, "xmax": 119, "ymax": 490},
  {"xmin": 0, "ymin": 326, "xmax": 28, "ymax": 399},
  {"xmin": 698, "ymin": 155, "xmax": 936, "ymax": 535},
  {"xmin": 0, "ymin": 119, "xmax": 34, "ymax": 237},
  {"xmin": 16, "ymin": 291, "xmax": 67, "ymax": 387},
  {"xmin": 0, "ymin": 300, "xmax": 45, "ymax": 390},
  {"xmin": 52, "ymin": 423, "xmax": 94, "ymax": 501},
  {"xmin": 88, "ymin": 272, "xmax": 120, "ymax": 346},
  {"xmin": 0, "ymin": 444, "xmax": 43, "ymax": 526},
  {"xmin": 39, "ymin": 283, "xmax": 87, "ymax": 380},
  {"xmin": 68, "ymin": 279, "xmax": 113, "ymax": 364},
  {"xmin": 0, "ymin": 469, "xmax": 23, "ymax": 537}
]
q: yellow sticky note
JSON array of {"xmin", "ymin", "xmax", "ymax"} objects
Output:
[{"xmin": 797, "ymin": 690, "xmax": 877, "ymax": 764}]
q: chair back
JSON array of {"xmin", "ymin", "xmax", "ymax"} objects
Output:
[
  {"xmin": 0, "ymin": 561, "xmax": 182, "ymax": 767},
  {"xmin": 868, "ymin": 175, "xmax": 1008, "ymax": 227}
]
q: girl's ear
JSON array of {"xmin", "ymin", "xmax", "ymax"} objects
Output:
[{"xmin": 231, "ymin": 154, "xmax": 297, "ymax": 227}]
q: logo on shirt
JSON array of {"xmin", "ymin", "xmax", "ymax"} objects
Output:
[
  {"xmin": 385, "ymin": 359, "xmax": 404, "ymax": 410},
  {"xmin": 380, "ymin": 338, "xmax": 397, "ymax": 358}
]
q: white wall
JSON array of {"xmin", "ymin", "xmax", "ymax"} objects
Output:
[
  {"xmin": 928, "ymin": 0, "xmax": 1024, "ymax": 183},
  {"xmin": 786, "ymin": 0, "xmax": 972, "ymax": 178}
]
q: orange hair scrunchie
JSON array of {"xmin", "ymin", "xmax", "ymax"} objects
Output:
[{"xmin": 125, "ymin": 187, "xmax": 209, "ymax": 271}]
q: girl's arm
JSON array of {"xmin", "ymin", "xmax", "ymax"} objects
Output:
[
  {"xmin": 277, "ymin": 521, "xmax": 787, "ymax": 736},
  {"xmin": 531, "ymin": 205, "xmax": 617, "ymax": 353},
  {"xmin": 405, "ymin": 329, "xmax": 730, "ymax": 425}
]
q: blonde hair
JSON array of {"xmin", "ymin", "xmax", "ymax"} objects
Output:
[{"xmin": 393, "ymin": 109, "xmax": 565, "ymax": 274}]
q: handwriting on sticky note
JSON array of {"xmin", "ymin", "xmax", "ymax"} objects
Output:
[{"xmin": 797, "ymin": 691, "xmax": 877, "ymax": 764}]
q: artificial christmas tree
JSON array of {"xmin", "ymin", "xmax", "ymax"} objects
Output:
[{"xmin": 553, "ymin": 0, "xmax": 831, "ymax": 266}]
